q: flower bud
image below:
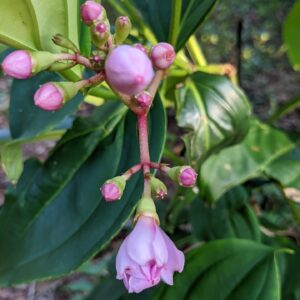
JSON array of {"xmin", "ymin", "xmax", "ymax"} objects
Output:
[
  {"xmin": 101, "ymin": 176, "xmax": 126, "ymax": 202},
  {"xmin": 52, "ymin": 34, "xmax": 79, "ymax": 53},
  {"xmin": 2, "ymin": 50, "xmax": 60, "ymax": 79},
  {"xmin": 91, "ymin": 21, "xmax": 110, "ymax": 48},
  {"xmin": 114, "ymin": 16, "xmax": 132, "ymax": 44},
  {"xmin": 150, "ymin": 42, "xmax": 176, "ymax": 70},
  {"xmin": 90, "ymin": 50, "xmax": 107, "ymax": 71},
  {"xmin": 34, "ymin": 81, "xmax": 79, "ymax": 111},
  {"xmin": 150, "ymin": 176, "xmax": 167, "ymax": 199},
  {"xmin": 135, "ymin": 91, "xmax": 152, "ymax": 109},
  {"xmin": 80, "ymin": 0, "xmax": 105, "ymax": 25},
  {"xmin": 167, "ymin": 166, "xmax": 197, "ymax": 187},
  {"xmin": 105, "ymin": 45, "xmax": 154, "ymax": 96},
  {"xmin": 134, "ymin": 43, "xmax": 148, "ymax": 54}
]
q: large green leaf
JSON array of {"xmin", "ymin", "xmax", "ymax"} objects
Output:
[
  {"xmin": 200, "ymin": 120, "xmax": 300, "ymax": 202},
  {"xmin": 123, "ymin": 0, "xmax": 217, "ymax": 51},
  {"xmin": 283, "ymin": 0, "xmax": 300, "ymax": 72},
  {"xmin": 0, "ymin": 96, "xmax": 166, "ymax": 285},
  {"xmin": 9, "ymin": 72, "xmax": 83, "ymax": 141},
  {"xmin": 190, "ymin": 186, "xmax": 261, "ymax": 241},
  {"xmin": 153, "ymin": 239, "xmax": 281, "ymax": 300},
  {"xmin": 176, "ymin": 72, "xmax": 251, "ymax": 168}
]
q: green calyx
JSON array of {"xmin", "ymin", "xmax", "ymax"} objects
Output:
[
  {"xmin": 30, "ymin": 51, "xmax": 58, "ymax": 74},
  {"xmin": 135, "ymin": 196, "xmax": 159, "ymax": 223},
  {"xmin": 114, "ymin": 16, "xmax": 132, "ymax": 44},
  {"xmin": 52, "ymin": 34, "xmax": 79, "ymax": 53},
  {"xmin": 167, "ymin": 166, "xmax": 182, "ymax": 183},
  {"xmin": 55, "ymin": 81, "xmax": 80, "ymax": 103},
  {"xmin": 91, "ymin": 20, "xmax": 111, "ymax": 48},
  {"xmin": 106, "ymin": 176, "xmax": 126, "ymax": 193},
  {"xmin": 149, "ymin": 175, "xmax": 167, "ymax": 198}
]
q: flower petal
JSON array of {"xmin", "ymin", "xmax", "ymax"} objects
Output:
[{"xmin": 152, "ymin": 225, "xmax": 168, "ymax": 266}]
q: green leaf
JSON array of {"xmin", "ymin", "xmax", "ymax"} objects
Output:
[
  {"xmin": 126, "ymin": 0, "xmax": 218, "ymax": 50},
  {"xmin": 200, "ymin": 119, "xmax": 300, "ymax": 202},
  {"xmin": 9, "ymin": 72, "xmax": 83, "ymax": 141},
  {"xmin": 153, "ymin": 239, "xmax": 281, "ymax": 300},
  {"xmin": 0, "ymin": 0, "xmax": 40, "ymax": 50},
  {"xmin": 176, "ymin": 72, "xmax": 251, "ymax": 168},
  {"xmin": 0, "ymin": 141, "xmax": 23, "ymax": 183},
  {"xmin": 283, "ymin": 0, "xmax": 300, "ymax": 72},
  {"xmin": 190, "ymin": 186, "xmax": 261, "ymax": 241},
  {"xmin": 0, "ymin": 96, "xmax": 166, "ymax": 285}
]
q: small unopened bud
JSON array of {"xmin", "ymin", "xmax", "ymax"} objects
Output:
[
  {"xmin": 167, "ymin": 166, "xmax": 197, "ymax": 187},
  {"xmin": 34, "ymin": 81, "xmax": 79, "ymax": 111},
  {"xmin": 151, "ymin": 42, "xmax": 176, "ymax": 70},
  {"xmin": 52, "ymin": 34, "xmax": 79, "ymax": 53},
  {"xmin": 105, "ymin": 45, "xmax": 154, "ymax": 96},
  {"xmin": 135, "ymin": 91, "xmax": 152, "ymax": 109},
  {"xmin": 134, "ymin": 43, "xmax": 148, "ymax": 54},
  {"xmin": 149, "ymin": 176, "xmax": 167, "ymax": 199},
  {"xmin": 135, "ymin": 196, "xmax": 159, "ymax": 223},
  {"xmin": 1, "ymin": 50, "xmax": 57, "ymax": 79},
  {"xmin": 91, "ymin": 21, "xmax": 110, "ymax": 48},
  {"xmin": 115, "ymin": 16, "xmax": 132, "ymax": 44},
  {"xmin": 80, "ymin": 0, "xmax": 105, "ymax": 25},
  {"xmin": 101, "ymin": 176, "xmax": 126, "ymax": 202},
  {"xmin": 90, "ymin": 50, "xmax": 107, "ymax": 70}
]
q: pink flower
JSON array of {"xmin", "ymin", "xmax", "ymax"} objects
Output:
[
  {"xmin": 101, "ymin": 182, "xmax": 121, "ymax": 201},
  {"xmin": 179, "ymin": 167, "xmax": 197, "ymax": 187},
  {"xmin": 80, "ymin": 1, "xmax": 104, "ymax": 25},
  {"xmin": 34, "ymin": 83, "xmax": 64, "ymax": 111},
  {"xmin": 2, "ymin": 50, "xmax": 33, "ymax": 79},
  {"xmin": 105, "ymin": 45, "xmax": 154, "ymax": 96},
  {"xmin": 116, "ymin": 216, "xmax": 184, "ymax": 293},
  {"xmin": 151, "ymin": 43, "xmax": 176, "ymax": 70}
]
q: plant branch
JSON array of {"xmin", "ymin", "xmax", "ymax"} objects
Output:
[
  {"xmin": 186, "ymin": 35, "xmax": 207, "ymax": 66},
  {"xmin": 54, "ymin": 53, "xmax": 93, "ymax": 69}
]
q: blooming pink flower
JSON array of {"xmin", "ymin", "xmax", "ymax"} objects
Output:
[
  {"xmin": 179, "ymin": 167, "xmax": 197, "ymax": 187},
  {"xmin": 34, "ymin": 83, "xmax": 64, "ymax": 111},
  {"xmin": 116, "ymin": 216, "xmax": 184, "ymax": 293},
  {"xmin": 80, "ymin": 0, "xmax": 103, "ymax": 25},
  {"xmin": 150, "ymin": 43, "xmax": 176, "ymax": 70},
  {"xmin": 2, "ymin": 50, "xmax": 33, "ymax": 79},
  {"xmin": 101, "ymin": 182, "xmax": 121, "ymax": 201},
  {"xmin": 105, "ymin": 45, "xmax": 154, "ymax": 96}
]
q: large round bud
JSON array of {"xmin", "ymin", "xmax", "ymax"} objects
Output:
[{"xmin": 105, "ymin": 45, "xmax": 154, "ymax": 96}]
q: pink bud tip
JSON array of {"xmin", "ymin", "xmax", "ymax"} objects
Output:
[
  {"xmin": 135, "ymin": 92, "xmax": 152, "ymax": 109},
  {"xmin": 101, "ymin": 182, "xmax": 121, "ymax": 202},
  {"xmin": 105, "ymin": 45, "xmax": 154, "ymax": 96},
  {"xmin": 134, "ymin": 43, "xmax": 148, "ymax": 54},
  {"xmin": 157, "ymin": 189, "xmax": 167, "ymax": 199},
  {"xmin": 118, "ymin": 16, "xmax": 130, "ymax": 25},
  {"xmin": 1, "ymin": 50, "xmax": 32, "ymax": 79},
  {"xmin": 151, "ymin": 43, "xmax": 176, "ymax": 70},
  {"xmin": 80, "ymin": 0, "xmax": 103, "ymax": 25},
  {"xmin": 179, "ymin": 167, "xmax": 197, "ymax": 187},
  {"xmin": 95, "ymin": 22, "xmax": 107, "ymax": 34},
  {"xmin": 34, "ymin": 83, "xmax": 64, "ymax": 111}
]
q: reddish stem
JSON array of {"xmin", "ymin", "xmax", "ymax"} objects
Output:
[
  {"xmin": 123, "ymin": 163, "xmax": 143, "ymax": 180},
  {"xmin": 55, "ymin": 53, "xmax": 93, "ymax": 69}
]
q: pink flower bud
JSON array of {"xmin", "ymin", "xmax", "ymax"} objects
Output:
[
  {"xmin": 34, "ymin": 83, "xmax": 64, "ymax": 111},
  {"xmin": 134, "ymin": 43, "xmax": 148, "ymax": 54},
  {"xmin": 135, "ymin": 91, "xmax": 152, "ymax": 109},
  {"xmin": 101, "ymin": 182, "xmax": 121, "ymax": 202},
  {"xmin": 95, "ymin": 22, "xmax": 107, "ymax": 35},
  {"xmin": 1, "ymin": 50, "xmax": 33, "ymax": 79},
  {"xmin": 116, "ymin": 216, "xmax": 184, "ymax": 293},
  {"xmin": 151, "ymin": 43, "xmax": 176, "ymax": 70},
  {"xmin": 80, "ymin": 0, "xmax": 104, "ymax": 25},
  {"xmin": 105, "ymin": 45, "xmax": 154, "ymax": 96},
  {"xmin": 179, "ymin": 167, "xmax": 197, "ymax": 187}
]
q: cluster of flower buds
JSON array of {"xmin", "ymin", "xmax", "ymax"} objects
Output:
[{"xmin": 1, "ymin": 0, "xmax": 188, "ymax": 294}]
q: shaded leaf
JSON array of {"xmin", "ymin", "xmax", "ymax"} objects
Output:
[
  {"xmin": 190, "ymin": 186, "xmax": 261, "ymax": 241},
  {"xmin": 153, "ymin": 239, "xmax": 281, "ymax": 300}
]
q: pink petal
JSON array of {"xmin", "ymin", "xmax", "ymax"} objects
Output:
[{"xmin": 153, "ymin": 226, "xmax": 168, "ymax": 266}]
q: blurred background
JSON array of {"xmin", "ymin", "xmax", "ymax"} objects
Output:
[{"xmin": 0, "ymin": 0, "xmax": 299, "ymax": 299}]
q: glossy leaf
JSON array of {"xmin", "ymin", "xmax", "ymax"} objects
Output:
[
  {"xmin": 283, "ymin": 0, "xmax": 300, "ymax": 71},
  {"xmin": 0, "ymin": 97, "xmax": 166, "ymax": 285},
  {"xmin": 190, "ymin": 186, "xmax": 261, "ymax": 241},
  {"xmin": 200, "ymin": 120, "xmax": 300, "ymax": 202},
  {"xmin": 125, "ymin": 0, "xmax": 217, "ymax": 50},
  {"xmin": 9, "ymin": 72, "xmax": 83, "ymax": 141},
  {"xmin": 0, "ymin": 141, "xmax": 23, "ymax": 183},
  {"xmin": 176, "ymin": 72, "xmax": 251, "ymax": 167},
  {"xmin": 153, "ymin": 239, "xmax": 281, "ymax": 300}
]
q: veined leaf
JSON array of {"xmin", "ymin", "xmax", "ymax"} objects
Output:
[
  {"xmin": 176, "ymin": 72, "xmax": 251, "ymax": 168},
  {"xmin": 0, "ymin": 96, "xmax": 166, "ymax": 285},
  {"xmin": 200, "ymin": 119, "xmax": 300, "ymax": 202},
  {"xmin": 153, "ymin": 239, "xmax": 282, "ymax": 300},
  {"xmin": 190, "ymin": 186, "xmax": 261, "ymax": 241}
]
